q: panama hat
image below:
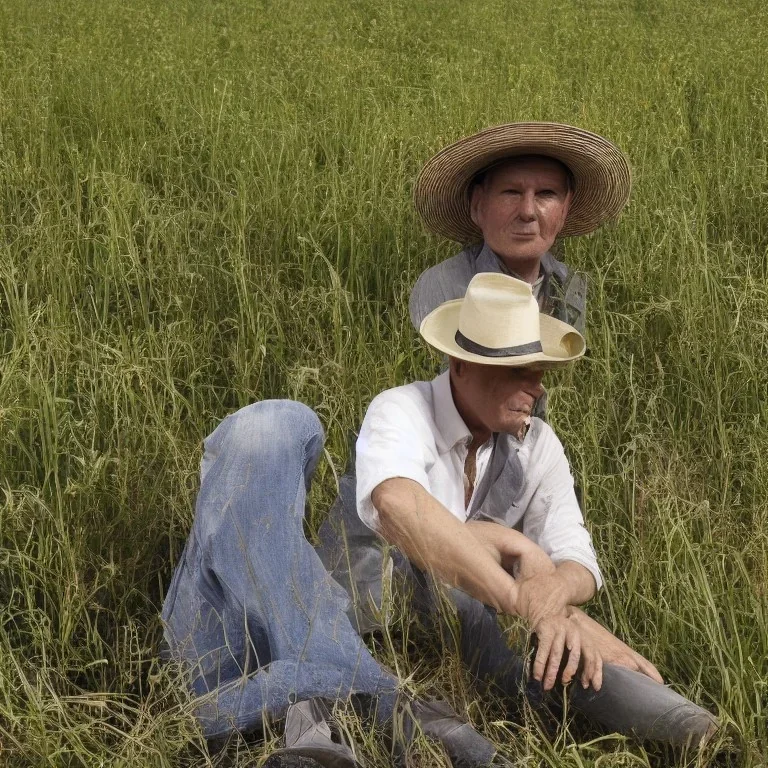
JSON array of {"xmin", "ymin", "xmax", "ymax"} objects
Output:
[
  {"xmin": 420, "ymin": 272, "xmax": 585, "ymax": 367},
  {"xmin": 414, "ymin": 122, "xmax": 631, "ymax": 243}
]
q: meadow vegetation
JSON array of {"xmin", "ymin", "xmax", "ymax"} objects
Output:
[{"xmin": 0, "ymin": 0, "xmax": 766, "ymax": 764}]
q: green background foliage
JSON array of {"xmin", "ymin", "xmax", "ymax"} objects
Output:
[{"xmin": 0, "ymin": 0, "xmax": 766, "ymax": 764}]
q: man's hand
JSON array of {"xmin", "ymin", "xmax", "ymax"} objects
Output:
[
  {"xmin": 516, "ymin": 571, "xmax": 571, "ymax": 628},
  {"xmin": 512, "ymin": 540, "xmax": 557, "ymax": 581},
  {"xmin": 465, "ymin": 520, "xmax": 555, "ymax": 578},
  {"xmin": 529, "ymin": 602, "xmax": 664, "ymax": 693},
  {"xmin": 570, "ymin": 609, "xmax": 664, "ymax": 685},
  {"xmin": 466, "ymin": 521, "xmax": 605, "ymax": 689},
  {"xmin": 531, "ymin": 612, "xmax": 603, "ymax": 691},
  {"xmin": 515, "ymin": 562, "xmax": 596, "ymax": 627}
]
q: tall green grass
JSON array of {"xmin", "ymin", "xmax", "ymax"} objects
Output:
[{"xmin": 0, "ymin": 0, "xmax": 766, "ymax": 764}]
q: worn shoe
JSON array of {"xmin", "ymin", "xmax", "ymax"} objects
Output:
[
  {"xmin": 264, "ymin": 755, "xmax": 328, "ymax": 768},
  {"xmin": 267, "ymin": 698, "xmax": 360, "ymax": 768},
  {"xmin": 403, "ymin": 698, "xmax": 499, "ymax": 767}
]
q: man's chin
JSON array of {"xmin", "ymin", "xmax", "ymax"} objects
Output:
[
  {"xmin": 496, "ymin": 417, "xmax": 530, "ymax": 439},
  {"xmin": 496, "ymin": 240, "xmax": 551, "ymax": 262}
]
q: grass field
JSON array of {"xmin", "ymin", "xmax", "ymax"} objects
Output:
[{"xmin": 1, "ymin": 0, "xmax": 767, "ymax": 764}]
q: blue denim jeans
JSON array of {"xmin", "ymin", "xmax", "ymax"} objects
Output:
[
  {"xmin": 162, "ymin": 400, "xmax": 717, "ymax": 747},
  {"xmin": 161, "ymin": 400, "xmax": 398, "ymax": 739}
]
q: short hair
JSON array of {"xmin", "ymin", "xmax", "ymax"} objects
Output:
[{"xmin": 470, "ymin": 154, "xmax": 575, "ymax": 194}]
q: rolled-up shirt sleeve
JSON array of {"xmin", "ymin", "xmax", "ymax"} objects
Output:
[
  {"xmin": 355, "ymin": 391, "xmax": 434, "ymax": 532},
  {"xmin": 522, "ymin": 426, "xmax": 603, "ymax": 590}
]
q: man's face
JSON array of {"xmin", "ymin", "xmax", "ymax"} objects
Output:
[
  {"xmin": 450, "ymin": 359, "xmax": 546, "ymax": 440},
  {"xmin": 469, "ymin": 156, "xmax": 573, "ymax": 265}
]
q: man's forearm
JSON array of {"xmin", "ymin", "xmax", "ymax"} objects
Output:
[
  {"xmin": 555, "ymin": 561, "xmax": 597, "ymax": 606},
  {"xmin": 371, "ymin": 480, "xmax": 612, "ymax": 692},
  {"xmin": 371, "ymin": 479, "xmax": 596, "ymax": 620},
  {"xmin": 372, "ymin": 478, "xmax": 521, "ymax": 615}
]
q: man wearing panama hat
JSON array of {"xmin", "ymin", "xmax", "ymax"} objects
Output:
[
  {"xmin": 409, "ymin": 121, "xmax": 631, "ymax": 337},
  {"xmin": 162, "ymin": 273, "xmax": 718, "ymax": 764},
  {"xmin": 356, "ymin": 272, "xmax": 718, "ymax": 748}
]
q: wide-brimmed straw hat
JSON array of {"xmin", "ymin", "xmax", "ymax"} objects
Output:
[
  {"xmin": 414, "ymin": 122, "xmax": 631, "ymax": 243},
  {"xmin": 420, "ymin": 272, "xmax": 585, "ymax": 367}
]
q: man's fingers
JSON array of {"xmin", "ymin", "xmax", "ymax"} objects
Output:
[
  {"xmin": 634, "ymin": 654, "xmax": 664, "ymax": 684},
  {"xmin": 612, "ymin": 649, "xmax": 665, "ymax": 686},
  {"xmin": 543, "ymin": 627, "xmax": 566, "ymax": 690},
  {"xmin": 561, "ymin": 629, "xmax": 581, "ymax": 685},
  {"xmin": 532, "ymin": 630, "xmax": 553, "ymax": 683},
  {"xmin": 580, "ymin": 643, "xmax": 601, "ymax": 691},
  {"xmin": 592, "ymin": 652, "xmax": 603, "ymax": 691},
  {"xmin": 580, "ymin": 648, "xmax": 592, "ymax": 689}
]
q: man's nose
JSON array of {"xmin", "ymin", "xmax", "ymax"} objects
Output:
[
  {"xmin": 526, "ymin": 372, "xmax": 546, "ymax": 397},
  {"xmin": 530, "ymin": 381, "xmax": 545, "ymax": 398},
  {"xmin": 518, "ymin": 191, "xmax": 536, "ymax": 220}
]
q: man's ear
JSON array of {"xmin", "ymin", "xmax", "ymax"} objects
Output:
[
  {"xmin": 469, "ymin": 184, "xmax": 484, "ymax": 228},
  {"xmin": 557, "ymin": 187, "xmax": 574, "ymax": 230}
]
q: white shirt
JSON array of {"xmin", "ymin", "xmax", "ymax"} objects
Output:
[{"xmin": 356, "ymin": 371, "xmax": 603, "ymax": 589}]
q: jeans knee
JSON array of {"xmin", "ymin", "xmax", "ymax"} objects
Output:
[
  {"xmin": 232, "ymin": 400, "xmax": 322, "ymax": 445},
  {"xmin": 205, "ymin": 400, "xmax": 324, "ymax": 474}
]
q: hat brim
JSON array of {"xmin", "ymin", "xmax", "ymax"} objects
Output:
[
  {"xmin": 420, "ymin": 299, "xmax": 586, "ymax": 368},
  {"xmin": 414, "ymin": 122, "xmax": 631, "ymax": 243}
]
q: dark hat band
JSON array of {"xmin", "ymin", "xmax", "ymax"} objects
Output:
[{"xmin": 455, "ymin": 330, "xmax": 543, "ymax": 358}]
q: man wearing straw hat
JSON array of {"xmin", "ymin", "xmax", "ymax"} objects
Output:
[
  {"xmin": 355, "ymin": 272, "xmax": 718, "ymax": 749},
  {"xmin": 410, "ymin": 121, "xmax": 630, "ymax": 337}
]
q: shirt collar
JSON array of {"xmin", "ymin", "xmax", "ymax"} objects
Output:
[{"xmin": 431, "ymin": 371, "xmax": 472, "ymax": 453}]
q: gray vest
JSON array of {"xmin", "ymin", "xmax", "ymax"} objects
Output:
[{"xmin": 409, "ymin": 242, "xmax": 587, "ymax": 335}]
